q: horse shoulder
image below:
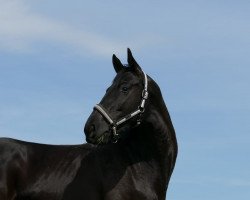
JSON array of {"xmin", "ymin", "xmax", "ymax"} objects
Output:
[
  {"xmin": 103, "ymin": 161, "xmax": 163, "ymax": 200},
  {"xmin": 0, "ymin": 138, "xmax": 29, "ymax": 199}
]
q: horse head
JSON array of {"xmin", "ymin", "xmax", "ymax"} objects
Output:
[{"xmin": 84, "ymin": 49, "xmax": 165, "ymax": 145}]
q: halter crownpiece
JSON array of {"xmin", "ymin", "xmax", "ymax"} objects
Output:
[{"xmin": 94, "ymin": 70, "xmax": 148, "ymax": 142}]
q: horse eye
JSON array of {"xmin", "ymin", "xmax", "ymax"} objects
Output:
[{"xmin": 121, "ymin": 86, "xmax": 128, "ymax": 93}]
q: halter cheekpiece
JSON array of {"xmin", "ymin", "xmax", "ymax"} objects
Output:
[{"xmin": 94, "ymin": 70, "xmax": 148, "ymax": 143}]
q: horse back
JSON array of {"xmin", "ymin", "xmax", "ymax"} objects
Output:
[{"xmin": 0, "ymin": 138, "xmax": 91, "ymax": 200}]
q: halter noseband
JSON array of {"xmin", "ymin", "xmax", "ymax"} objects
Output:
[{"xmin": 94, "ymin": 71, "xmax": 148, "ymax": 142}]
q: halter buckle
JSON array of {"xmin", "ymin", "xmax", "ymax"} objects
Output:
[
  {"xmin": 112, "ymin": 126, "xmax": 120, "ymax": 143},
  {"xmin": 142, "ymin": 90, "xmax": 148, "ymax": 99}
]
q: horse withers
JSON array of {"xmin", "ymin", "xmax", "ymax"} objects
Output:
[{"xmin": 0, "ymin": 49, "xmax": 178, "ymax": 200}]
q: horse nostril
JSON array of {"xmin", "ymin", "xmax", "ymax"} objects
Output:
[
  {"xmin": 90, "ymin": 125, "xmax": 95, "ymax": 132},
  {"xmin": 84, "ymin": 123, "xmax": 96, "ymax": 136},
  {"xmin": 87, "ymin": 124, "xmax": 96, "ymax": 138}
]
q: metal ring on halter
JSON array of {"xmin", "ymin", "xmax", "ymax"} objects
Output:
[{"xmin": 138, "ymin": 106, "xmax": 145, "ymax": 113}]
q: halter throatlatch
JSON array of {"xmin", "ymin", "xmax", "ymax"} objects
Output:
[{"xmin": 94, "ymin": 71, "xmax": 148, "ymax": 142}]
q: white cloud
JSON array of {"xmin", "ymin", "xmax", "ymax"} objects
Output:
[{"xmin": 0, "ymin": 0, "xmax": 139, "ymax": 56}]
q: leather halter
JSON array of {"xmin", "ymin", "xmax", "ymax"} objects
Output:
[{"xmin": 94, "ymin": 71, "xmax": 148, "ymax": 142}]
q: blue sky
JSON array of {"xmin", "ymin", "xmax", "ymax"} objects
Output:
[{"xmin": 0, "ymin": 0, "xmax": 250, "ymax": 199}]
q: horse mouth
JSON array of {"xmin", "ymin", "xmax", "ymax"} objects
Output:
[{"xmin": 87, "ymin": 131, "xmax": 112, "ymax": 145}]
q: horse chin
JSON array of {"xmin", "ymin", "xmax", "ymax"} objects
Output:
[
  {"xmin": 93, "ymin": 131, "xmax": 113, "ymax": 145},
  {"xmin": 87, "ymin": 125, "xmax": 133, "ymax": 145}
]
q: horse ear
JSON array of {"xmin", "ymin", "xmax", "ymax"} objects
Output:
[
  {"xmin": 112, "ymin": 54, "xmax": 124, "ymax": 73},
  {"xmin": 127, "ymin": 48, "xmax": 142, "ymax": 73}
]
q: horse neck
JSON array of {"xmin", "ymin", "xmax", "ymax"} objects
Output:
[
  {"xmin": 146, "ymin": 94, "xmax": 177, "ymax": 151},
  {"xmin": 120, "ymin": 98, "xmax": 177, "ymax": 164},
  {"xmin": 131, "ymin": 97, "xmax": 178, "ymax": 182}
]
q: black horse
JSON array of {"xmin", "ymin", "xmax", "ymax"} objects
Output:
[{"xmin": 0, "ymin": 49, "xmax": 177, "ymax": 200}]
